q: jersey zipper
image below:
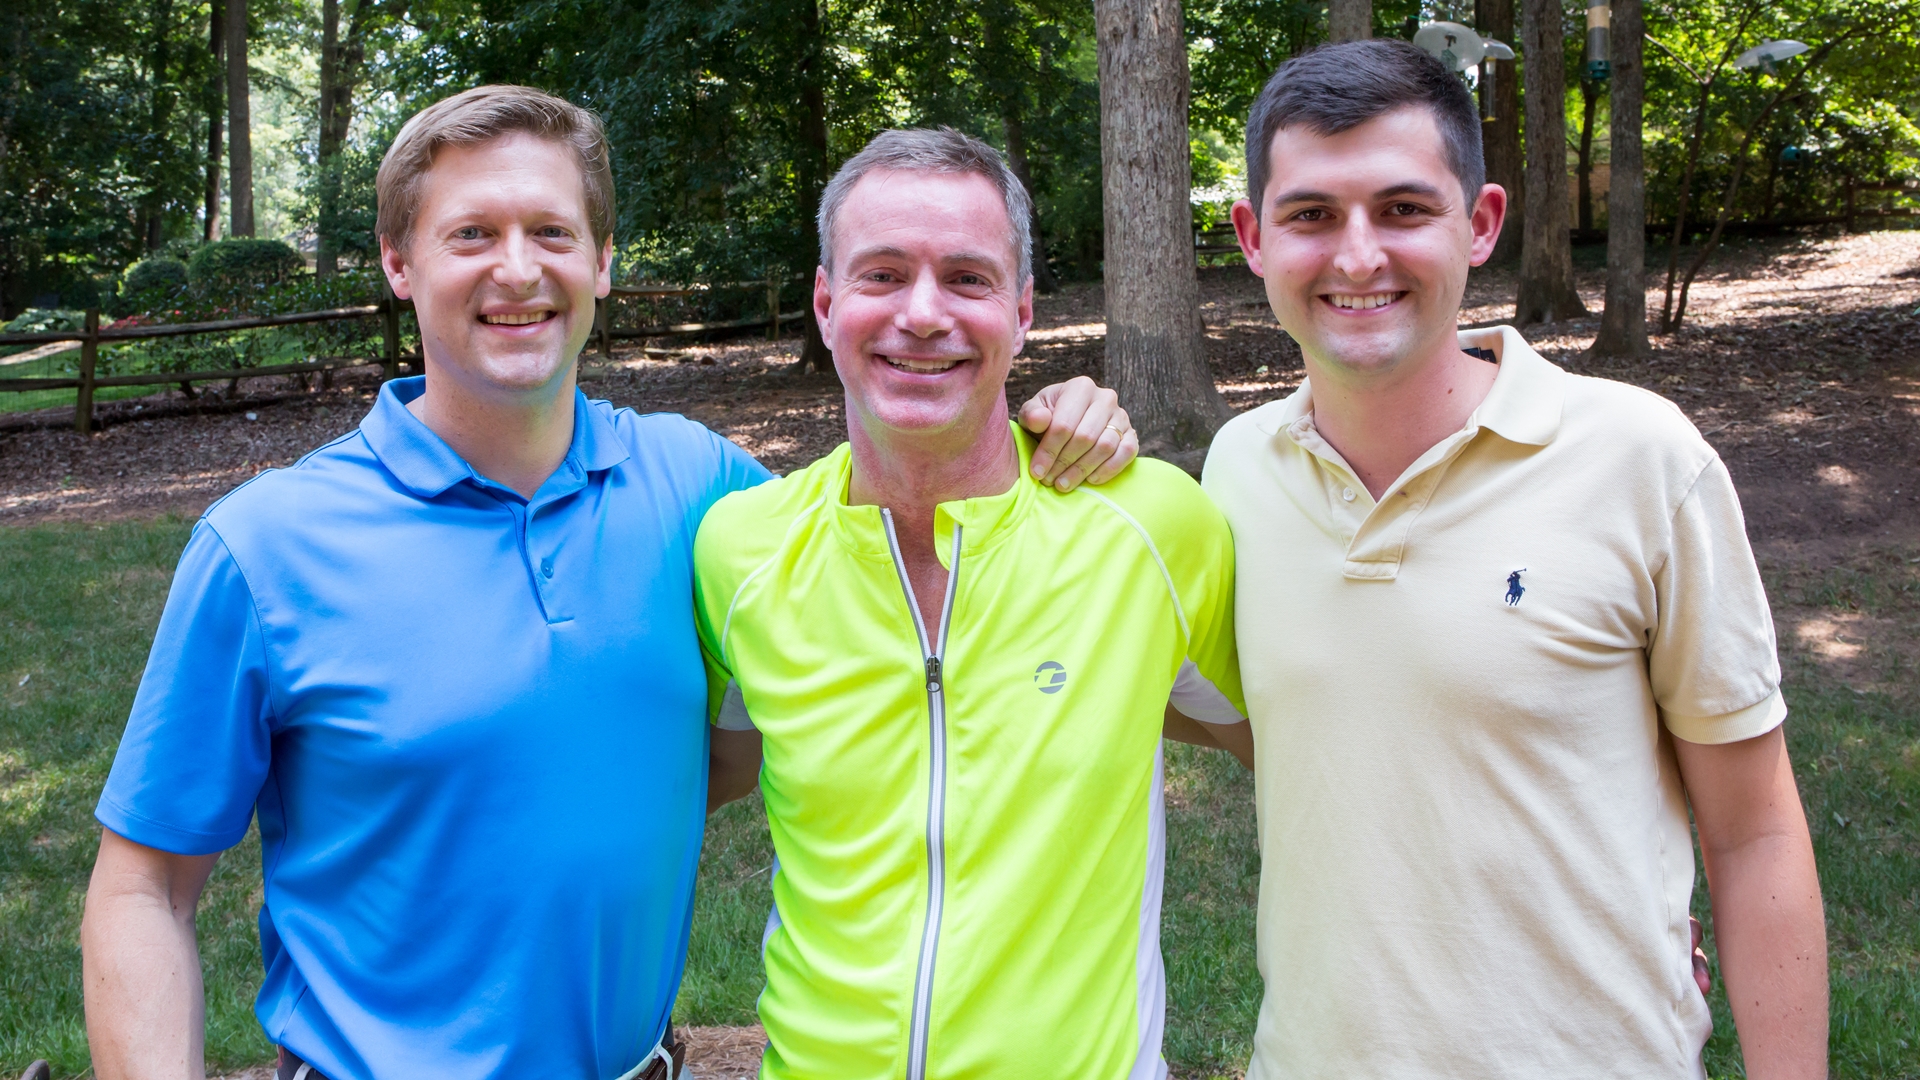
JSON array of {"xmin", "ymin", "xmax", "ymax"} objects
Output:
[{"xmin": 880, "ymin": 509, "xmax": 962, "ymax": 1080}]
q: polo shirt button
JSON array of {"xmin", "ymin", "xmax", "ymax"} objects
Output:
[
  {"xmin": 1341, "ymin": 487, "xmax": 1356, "ymax": 502},
  {"xmin": 540, "ymin": 558, "xmax": 554, "ymax": 578}
]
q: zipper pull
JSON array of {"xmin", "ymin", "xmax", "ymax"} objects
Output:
[{"xmin": 924, "ymin": 656, "xmax": 943, "ymax": 691}]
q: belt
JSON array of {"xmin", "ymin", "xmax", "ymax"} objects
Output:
[{"xmin": 618, "ymin": 1027, "xmax": 687, "ymax": 1080}]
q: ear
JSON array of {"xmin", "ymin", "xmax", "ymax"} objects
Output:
[
  {"xmin": 1230, "ymin": 198, "xmax": 1265, "ymax": 278},
  {"xmin": 1467, "ymin": 183, "xmax": 1507, "ymax": 267},
  {"xmin": 595, "ymin": 235, "xmax": 614, "ymax": 299},
  {"xmin": 812, "ymin": 265, "xmax": 832, "ymax": 341},
  {"xmin": 380, "ymin": 236, "xmax": 413, "ymax": 300},
  {"xmin": 1011, "ymin": 274, "xmax": 1035, "ymax": 357}
]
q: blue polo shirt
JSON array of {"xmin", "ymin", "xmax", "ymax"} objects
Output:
[{"xmin": 97, "ymin": 377, "xmax": 768, "ymax": 1080}]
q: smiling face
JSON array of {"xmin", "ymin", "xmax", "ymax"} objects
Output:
[
  {"xmin": 817, "ymin": 168, "xmax": 1033, "ymax": 449},
  {"xmin": 1231, "ymin": 106, "xmax": 1503, "ymax": 385},
  {"xmin": 380, "ymin": 132, "xmax": 612, "ymax": 403}
]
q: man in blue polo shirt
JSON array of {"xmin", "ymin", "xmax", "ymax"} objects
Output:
[{"xmin": 79, "ymin": 85, "xmax": 1134, "ymax": 1080}]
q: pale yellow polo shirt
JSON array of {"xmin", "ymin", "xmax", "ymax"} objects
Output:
[{"xmin": 1201, "ymin": 327, "xmax": 1785, "ymax": 1080}]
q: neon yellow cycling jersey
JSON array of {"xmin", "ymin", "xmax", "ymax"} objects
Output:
[{"xmin": 693, "ymin": 427, "xmax": 1243, "ymax": 1080}]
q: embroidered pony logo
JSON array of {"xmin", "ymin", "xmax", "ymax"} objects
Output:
[{"xmin": 1505, "ymin": 569, "xmax": 1527, "ymax": 607}]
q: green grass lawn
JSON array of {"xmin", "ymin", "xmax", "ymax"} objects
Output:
[{"xmin": 1, "ymin": 518, "xmax": 1914, "ymax": 1077}]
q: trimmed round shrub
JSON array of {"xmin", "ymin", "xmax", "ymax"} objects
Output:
[
  {"xmin": 187, "ymin": 239, "xmax": 305, "ymax": 300},
  {"xmin": 124, "ymin": 257, "xmax": 190, "ymax": 297}
]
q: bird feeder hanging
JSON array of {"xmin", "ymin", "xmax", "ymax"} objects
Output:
[
  {"xmin": 1585, "ymin": 0, "xmax": 1611, "ymax": 80},
  {"xmin": 1410, "ymin": 22, "xmax": 1514, "ymax": 121}
]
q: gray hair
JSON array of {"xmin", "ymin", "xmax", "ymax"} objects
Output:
[
  {"xmin": 1245, "ymin": 39, "xmax": 1485, "ymax": 211},
  {"xmin": 818, "ymin": 127, "xmax": 1033, "ymax": 287}
]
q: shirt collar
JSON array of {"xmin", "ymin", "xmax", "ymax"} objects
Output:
[
  {"xmin": 1257, "ymin": 324, "xmax": 1565, "ymax": 448},
  {"xmin": 1460, "ymin": 325, "xmax": 1565, "ymax": 447},
  {"xmin": 359, "ymin": 377, "xmax": 630, "ymax": 500}
]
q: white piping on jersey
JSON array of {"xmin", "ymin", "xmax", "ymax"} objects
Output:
[{"xmin": 1078, "ymin": 489, "xmax": 1191, "ymax": 645}]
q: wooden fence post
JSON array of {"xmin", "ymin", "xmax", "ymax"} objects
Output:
[
  {"xmin": 74, "ymin": 309, "xmax": 99, "ymax": 435},
  {"xmin": 766, "ymin": 269, "xmax": 780, "ymax": 339},
  {"xmin": 381, "ymin": 287, "xmax": 401, "ymax": 380},
  {"xmin": 597, "ymin": 297, "xmax": 612, "ymax": 359}
]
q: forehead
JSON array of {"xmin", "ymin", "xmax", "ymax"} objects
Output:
[
  {"xmin": 836, "ymin": 169, "xmax": 1015, "ymax": 265},
  {"xmin": 416, "ymin": 133, "xmax": 588, "ymax": 219},
  {"xmin": 1263, "ymin": 106, "xmax": 1452, "ymax": 202}
]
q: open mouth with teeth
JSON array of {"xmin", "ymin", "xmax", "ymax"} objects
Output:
[
  {"xmin": 480, "ymin": 310, "xmax": 557, "ymax": 327},
  {"xmin": 880, "ymin": 354, "xmax": 965, "ymax": 374},
  {"xmin": 1323, "ymin": 292, "xmax": 1407, "ymax": 312}
]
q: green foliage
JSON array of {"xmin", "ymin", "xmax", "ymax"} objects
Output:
[
  {"xmin": 123, "ymin": 257, "xmax": 190, "ymax": 297},
  {"xmin": 111, "ymin": 258, "xmax": 192, "ymax": 318},
  {"xmin": 187, "ymin": 239, "xmax": 307, "ymax": 302},
  {"xmin": 1, "ymin": 310, "xmax": 86, "ymax": 335},
  {"xmin": 1643, "ymin": 0, "xmax": 1920, "ymax": 230}
]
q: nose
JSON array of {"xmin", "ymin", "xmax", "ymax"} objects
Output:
[
  {"xmin": 492, "ymin": 228, "xmax": 542, "ymax": 295},
  {"xmin": 1330, "ymin": 211, "xmax": 1388, "ymax": 283},
  {"xmin": 894, "ymin": 268, "xmax": 953, "ymax": 339}
]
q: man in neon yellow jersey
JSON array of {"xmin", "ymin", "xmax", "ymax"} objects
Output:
[{"xmin": 695, "ymin": 127, "xmax": 1250, "ymax": 1080}]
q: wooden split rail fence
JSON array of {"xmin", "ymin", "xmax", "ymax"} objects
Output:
[{"xmin": 0, "ymin": 273, "xmax": 809, "ymax": 434}]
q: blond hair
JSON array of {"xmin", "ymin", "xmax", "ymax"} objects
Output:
[{"xmin": 375, "ymin": 85, "xmax": 615, "ymax": 252}]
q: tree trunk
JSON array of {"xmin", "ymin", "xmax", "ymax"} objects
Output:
[
  {"xmin": 793, "ymin": 0, "xmax": 834, "ymax": 375},
  {"xmin": 0, "ymin": 15, "xmax": 22, "ymax": 179},
  {"xmin": 1657, "ymin": 81, "xmax": 1713, "ymax": 329},
  {"xmin": 1328, "ymin": 0, "xmax": 1371, "ymax": 42},
  {"xmin": 317, "ymin": 0, "xmax": 340, "ymax": 276},
  {"xmin": 1575, "ymin": 77, "xmax": 1597, "ymax": 234},
  {"xmin": 1514, "ymin": 0, "xmax": 1587, "ymax": 324},
  {"xmin": 1002, "ymin": 111, "xmax": 1060, "ymax": 294},
  {"xmin": 317, "ymin": 0, "xmax": 380, "ymax": 275},
  {"xmin": 142, "ymin": 0, "xmax": 176, "ymax": 252},
  {"xmin": 225, "ymin": 0, "xmax": 254, "ymax": 237},
  {"xmin": 204, "ymin": 0, "xmax": 223, "ymax": 242},
  {"xmin": 1095, "ymin": 0, "xmax": 1228, "ymax": 463},
  {"xmin": 1476, "ymin": 0, "xmax": 1522, "ymax": 264},
  {"xmin": 1585, "ymin": 0, "xmax": 1646, "ymax": 360}
]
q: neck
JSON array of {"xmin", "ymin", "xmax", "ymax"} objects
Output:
[
  {"xmin": 847, "ymin": 398, "xmax": 1020, "ymax": 634},
  {"xmin": 406, "ymin": 360, "xmax": 578, "ymax": 499},
  {"xmin": 846, "ymin": 398, "xmax": 1021, "ymax": 528},
  {"xmin": 1305, "ymin": 328, "xmax": 1500, "ymax": 500}
]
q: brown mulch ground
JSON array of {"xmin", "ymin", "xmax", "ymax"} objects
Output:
[{"xmin": 23, "ymin": 229, "xmax": 1920, "ymax": 1080}]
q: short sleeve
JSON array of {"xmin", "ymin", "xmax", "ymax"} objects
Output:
[
  {"xmin": 1165, "ymin": 491, "xmax": 1247, "ymax": 726},
  {"xmin": 692, "ymin": 524, "xmax": 752, "ymax": 732},
  {"xmin": 95, "ymin": 522, "xmax": 276, "ymax": 855},
  {"xmin": 1650, "ymin": 457, "xmax": 1786, "ymax": 744},
  {"xmin": 706, "ymin": 428, "xmax": 772, "ymax": 505}
]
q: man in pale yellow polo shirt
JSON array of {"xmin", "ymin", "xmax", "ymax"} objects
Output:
[{"xmin": 1197, "ymin": 40, "xmax": 1827, "ymax": 1080}]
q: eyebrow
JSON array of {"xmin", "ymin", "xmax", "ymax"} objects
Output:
[
  {"xmin": 1269, "ymin": 181, "xmax": 1451, "ymax": 209},
  {"xmin": 842, "ymin": 246, "xmax": 1009, "ymax": 274}
]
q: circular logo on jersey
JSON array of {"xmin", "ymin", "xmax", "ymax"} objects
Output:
[{"xmin": 1034, "ymin": 661, "xmax": 1067, "ymax": 694}]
